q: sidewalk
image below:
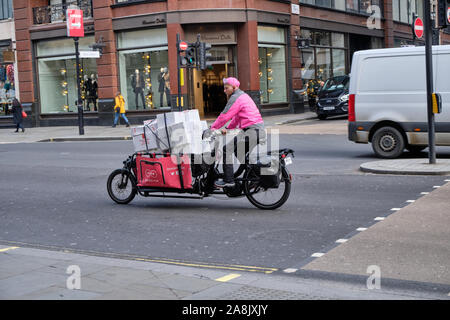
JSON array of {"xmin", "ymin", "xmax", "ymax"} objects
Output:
[
  {"xmin": 0, "ymin": 112, "xmax": 317, "ymax": 145},
  {"xmin": 0, "ymin": 240, "xmax": 448, "ymax": 300}
]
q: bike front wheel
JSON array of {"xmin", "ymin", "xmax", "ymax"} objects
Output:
[
  {"xmin": 107, "ymin": 169, "xmax": 137, "ymax": 204},
  {"xmin": 243, "ymin": 166, "xmax": 291, "ymax": 210}
]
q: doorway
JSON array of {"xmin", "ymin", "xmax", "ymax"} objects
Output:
[{"xmin": 189, "ymin": 46, "xmax": 236, "ymax": 117}]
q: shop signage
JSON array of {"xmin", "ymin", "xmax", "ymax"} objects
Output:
[
  {"xmin": 185, "ymin": 27, "xmax": 236, "ymax": 44},
  {"xmin": 414, "ymin": 17, "xmax": 424, "ymax": 39},
  {"xmin": 66, "ymin": 9, "xmax": 84, "ymax": 38},
  {"xmin": 291, "ymin": 4, "xmax": 300, "ymax": 15},
  {"xmin": 79, "ymin": 51, "xmax": 100, "ymax": 58}
]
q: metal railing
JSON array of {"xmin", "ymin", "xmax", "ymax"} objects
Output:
[{"xmin": 33, "ymin": 0, "xmax": 93, "ymax": 25}]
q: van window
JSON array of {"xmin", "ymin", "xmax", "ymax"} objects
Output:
[{"xmin": 358, "ymin": 55, "xmax": 426, "ymax": 93}]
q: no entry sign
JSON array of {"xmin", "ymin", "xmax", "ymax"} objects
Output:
[
  {"xmin": 414, "ymin": 17, "xmax": 424, "ymax": 39},
  {"xmin": 179, "ymin": 41, "xmax": 188, "ymax": 51},
  {"xmin": 67, "ymin": 9, "xmax": 84, "ymax": 37},
  {"xmin": 447, "ymin": 6, "xmax": 450, "ymax": 24}
]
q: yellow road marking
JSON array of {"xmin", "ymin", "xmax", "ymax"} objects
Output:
[
  {"xmin": 0, "ymin": 246, "xmax": 19, "ymax": 252},
  {"xmin": 134, "ymin": 258, "xmax": 276, "ymax": 274},
  {"xmin": 215, "ymin": 273, "xmax": 241, "ymax": 282}
]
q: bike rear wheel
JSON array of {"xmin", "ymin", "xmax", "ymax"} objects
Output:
[
  {"xmin": 107, "ymin": 169, "xmax": 137, "ymax": 204},
  {"xmin": 243, "ymin": 166, "xmax": 291, "ymax": 210}
]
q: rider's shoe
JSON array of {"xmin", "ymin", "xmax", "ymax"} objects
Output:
[{"xmin": 214, "ymin": 179, "xmax": 235, "ymax": 188}]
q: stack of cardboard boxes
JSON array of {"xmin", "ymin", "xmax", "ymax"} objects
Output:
[{"xmin": 131, "ymin": 110, "xmax": 210, "ymax": 155}]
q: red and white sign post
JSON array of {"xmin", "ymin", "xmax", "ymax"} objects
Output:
[
  {"xmin": 66, "ymin": 9, "xmax": 84, "ymax": 37},
  {"xmin": 414, "ymin": 17, "xmax": 424, "ymax": 39},
  {"xmin": 67, "ymin": 8, "xmax": 85, "ymax": 135}
]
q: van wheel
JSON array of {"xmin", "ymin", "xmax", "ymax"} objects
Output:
[{"xmin": 372, "ymin": 127, "xmax": 405, "ymax": 159}]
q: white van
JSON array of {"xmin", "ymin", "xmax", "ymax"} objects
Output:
[{"xmin": 348, "ymin": 45, "xmax": 450, "ymax": 158}]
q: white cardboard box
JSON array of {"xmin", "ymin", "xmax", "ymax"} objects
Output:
[
  {"xmin": 183, "ymin": 109, "xmax": 200, "ymax": 123},
  {"xmin": 157, "ymin": 112, "xmax": 184, "ymax": 129}
]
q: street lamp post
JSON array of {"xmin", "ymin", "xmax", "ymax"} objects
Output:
[
  {"xmin": 424, "ymin": 0, "xmax": 436, "ymax": 164},
  {"xmin": 74, "ymin": 37, "xmax": 84, "ymax": 135}
]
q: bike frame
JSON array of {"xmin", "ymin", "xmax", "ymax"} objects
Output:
[{"xmin": 119, "ymin": 148, "xmax": 294, "ymax": 200}]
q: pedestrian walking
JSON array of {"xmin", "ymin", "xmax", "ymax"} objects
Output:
[
  {"xmin": 112, "ymin": 91, "xmax": 130, "ymax": 128},
  {"xmin": 11, "ymin": 98, "xmax": 25, "ymax": 133}
]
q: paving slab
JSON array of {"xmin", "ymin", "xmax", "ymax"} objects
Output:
[{"xmin": 302, "ymin": 181, "xmax": 450, "ymax": 286}]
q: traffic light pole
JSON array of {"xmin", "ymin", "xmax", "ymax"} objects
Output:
[
  {"xmin": 424, "ymin": 0, "xmax": 436, "ymax": 164},
  {"xmin": 176, "ymin": 33, "xmax": 182, "ymax": 111}
]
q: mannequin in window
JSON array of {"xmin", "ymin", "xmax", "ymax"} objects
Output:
[
  {"xmin": 163, "ymin": 68, "xmax": 171, "ymax": 107},
  {"xmin": 131, "ymin": 69, "xmax": 145, "ymax": 110},
  {"xmin": 158, "ymin": 67, "xmax": 169, "ymax": 108},
  {"xmin": 85, "ymin": 73, "xmax": 98, "ymax": 111}
]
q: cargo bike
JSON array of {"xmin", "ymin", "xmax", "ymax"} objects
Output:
[{"xmin": 107, "ymin": 123, "xmax": 294, "ymax": 210}]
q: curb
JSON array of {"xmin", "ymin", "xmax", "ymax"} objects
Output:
[
  {"xmin": 276, "ymin": 116, "xmax": 318, "ymax": 125},
  {"xmin": 360, "ymin": 160, "xmax": 450, "ymax": 176},
  {"xmin": 38, "ymin": 136, "xmax": 132, "ymax": 143}
]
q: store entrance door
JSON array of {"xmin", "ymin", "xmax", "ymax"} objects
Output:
[{"xmin": 200, "ymin": 64, "xmax": 229, "ymax": 117}]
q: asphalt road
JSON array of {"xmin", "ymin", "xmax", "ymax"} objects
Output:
[{"xmin": 1, "ymin": 121, "xmax": 448, "ymax": 271}]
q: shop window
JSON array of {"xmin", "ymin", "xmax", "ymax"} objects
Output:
[
  {"xmin": 300, "ymin": 29, "xmax": 349, "ymax": 88},
  {"xmin": 117, "ymin": 28, "xmax": 169, "ymax": 110},
  {"xmin": 37, "ymin": 37, "xmax": 97, "ymax": 114},
  {"xmin": 118, "ymin": 49, "xmax": 169, "ymax": 110},
  {"xmin": 38, "ymin": 57, "xmax": 98, "ymax": 113},
  {"xmin": 300, "ymin": 0, "xmax": 382, "ymax": 15},
  {"xmin": 258, "ymin": 46, "xmax": 287, "ymax": 104},
  {"xmin": 258, "ymin": 26, "xmax": 287, "ymax": 104}
]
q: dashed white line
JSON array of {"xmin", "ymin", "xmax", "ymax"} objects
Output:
[
  {"xmin": 406, "ymin": 200, "xmax": 416, "ymax": 203},
  {"xmin": 433, "ymin": 186, "xmax": 441, "ymax": 188},
  {"xmin": 374, "ymin": 217, "xmax": 385, "ymax": 221},
  {"xmin": 421, "ymin": 192, "xmax": 429, "ymax": 195},
  {"xmin": 391, "ymin": 208, "xmax": 401, "ymax": 211},
  {"xmin": 283, "ymin": 268, "xmax": 298, "ymax": 273},
  {"xmin": 445, "ymin": 179, "xmax": 450, "ymax": 182},
  {"xmin": 311, "ymin": 253, "xmax": 325, "ymax": 258},
  {"xmin": 356, "ymin": 227, "xmax": 367, "ymax": 232},
  {"xmin": 335, "ymin": 239, "xmax": 348, "ymax": 243}
]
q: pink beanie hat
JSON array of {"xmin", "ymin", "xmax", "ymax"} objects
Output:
[{"xmin": 223, "ymin": 77, "xmax": 240, "ymax": 88}]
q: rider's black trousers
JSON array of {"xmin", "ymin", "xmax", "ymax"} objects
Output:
[{"xmin": 222, "ymin": 127, "xmax": 265, "ymax": 183}]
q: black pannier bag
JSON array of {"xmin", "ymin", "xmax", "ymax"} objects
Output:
[{"xmin": 255, "ymin": 154, "xmax": 281, "ymax": 189}]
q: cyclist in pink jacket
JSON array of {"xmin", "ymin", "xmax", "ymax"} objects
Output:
[{"xmin": 211, "ymin": 77, "xmax": 266, "ymax": 188}]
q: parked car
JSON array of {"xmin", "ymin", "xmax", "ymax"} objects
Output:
[
  {"xmin": 348, "ymin": 45, "xmax": 450, "ymax": 158},
  {"xmin": 316, "ymin": 75, "xmax": 350, "ymax": 120}
]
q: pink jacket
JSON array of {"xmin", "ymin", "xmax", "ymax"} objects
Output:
[{"xmin": 211, "ymin": 90, "xmax": 263, "ymax": 130}]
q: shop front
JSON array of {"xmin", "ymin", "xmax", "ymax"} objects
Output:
[
  {"xmin": 117, "ymin": 28, "xmax": 170, "ymax": 112},
  {"xmin": 0, "ymin": 40, "xmax": 15, "ymax": 116},
  {"xmin": 258, "ymin": 25, "xmax": 288, "ymax": 106},
  {"xmin": 36, "ymin": 36, "xmax": 98, "ymax": 116}
]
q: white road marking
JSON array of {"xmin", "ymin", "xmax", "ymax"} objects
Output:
[
  {"xmin": 433, "ymin": 186, "xmax": 441, "ymax": 188},
  {"xmin": 311, "ymin": 253, "xmax": 325, "ymax": 258},
  {"xmin": 421, "ymin": 192, "xmax": 429, "ymax": 195},
  {"xmin": 283, "ymin": 268, "xmax": 298, "ymax": 273},
  {"xmin": 374, "ymin": 217, "xmax": 385, "ymax": 221},
  {"xmin": 335, "ymin": 239, "xmax": 348, "ymax": 243},
  {"xmin": 406, "ymin": 200, "xmax": 415, "ymax": 203},
  {"xmin": 356, "ymin": 227, "xmax": 367, "ymax": 232},
  {"xmin": 391, "ymin": 208, "xmax": 401, "ymax": 211}
]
